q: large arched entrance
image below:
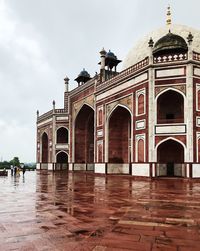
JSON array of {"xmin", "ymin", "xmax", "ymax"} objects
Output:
[
  {"xmin": 157, "ymin": 90, "xmax": 184, "ymax": 124},
  {"xmin": 157, "ymin": 139, "xmax": 184, "ymax": 177},
  {"xmin": 75, "ymin": 104, "xmax": 94, "ymax": 163},
  {"xmin": 42, "ymin": 132, "xmax": 48, "ymax": 163},
  {"xmin": 56, "ymin": 151, "xmax": 68, "ymax": 170},
  {"xmin": 57, "ymin": 127, "xmax": 68, "ymax": 143},
  {"xmin": 108, "ymin": 106, "xmax": 131, "ymax": 163}
]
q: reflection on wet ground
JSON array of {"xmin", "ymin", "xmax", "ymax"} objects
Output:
[{"xmin": 0, "ymin": 171, "xmax": 200, "ymax": 250}]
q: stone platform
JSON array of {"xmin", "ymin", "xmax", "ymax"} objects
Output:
[{"xmin": 0, "ymin": 171, "xmax": 200, "ymax": 250}]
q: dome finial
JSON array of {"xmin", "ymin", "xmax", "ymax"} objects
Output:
[{"xmin": 166, "ymin": 5, "xmax": 172, "ymax": 28}]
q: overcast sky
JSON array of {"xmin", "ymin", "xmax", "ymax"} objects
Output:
[{"xmin": 0, "ymin": 0, "xmax": 200, "ymax": 162}]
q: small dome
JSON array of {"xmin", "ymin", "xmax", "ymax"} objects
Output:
[
  {"xmin": 153, "ymin": 31, "xmax": 188, "ymax": 55},
  {"xmin": 122, "ymin": 24, "xmax": 200, "ymax": 70},
  {"xmin": 78, "ymin": 68, "xmax": 90, "ymax": 78},
  {"xmin": 75, "ymin": 68, "xmax": 91, "ymax": 84},
  {"xmin": 106, "ymin": 50, "xmax": 117, "ymax": 59}
]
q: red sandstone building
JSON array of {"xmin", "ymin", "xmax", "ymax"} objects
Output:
[{"xmin": 36, "ymin": 12, "xmax": 200, "ymax": 178}]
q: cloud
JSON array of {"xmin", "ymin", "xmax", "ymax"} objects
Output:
[
  {"xmin": 0, "ymin": 119, "xmax": 35, "ymax": 162},
  {"xmin": 0, "ymin": 0, "xmax": 200, "ymax": 162},
  {"xmin": 0, "ymin": 0, "xmax": 58, "ymax": 161}
]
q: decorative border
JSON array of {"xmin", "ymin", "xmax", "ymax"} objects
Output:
[
  {"xmin": 97, "ymin": 129, "xmax": 103, "ymax": 137},
  {"xmin": 155, "ymin": 66, "xmax": 186, "ymax": 79},
  {"xmin": 135, "ymin": 134, "xmax": 145, "ymax": 162},
  {"xmin": 97, "ymin": 140, "xmax": 103, "ymax": 163},
  {"xmin": 196, "ymin": 117, "xmax": 200, "ymax": 127},
  {"xmin": 196, "ymin": 133, "xmax": 200, "ymax": 162},
  {"xmin": 135, "ymin": 119, "xmax": 146, "ymax": 130},
  {"xmin": 97, "ymin": 105, "xmax": 103, "ymax": 126},
  {"xmin": 155, "ymin": 124, "xmax": 187, "ymax": 135},
  {"xmin": 136, "ymin": 88, "xmax": 146, "ymax": 116},
  {"xmin": 196, "ymin": 84, "xmax": 200, "ymax": 112}
]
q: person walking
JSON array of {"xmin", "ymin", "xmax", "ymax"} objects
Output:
[
  {"xmin": 10, "ymin": 165, "xmax": 13, "ymax": 176},
  {"xmin": 22, "ymin": 165, "xmax": 26, "ymax": 176},
  {"xmin": 14, "ymin": 166, "xmax": 17, "ymax": 176}
]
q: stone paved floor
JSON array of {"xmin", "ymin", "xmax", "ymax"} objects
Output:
[{"xmin": 0, "ymin": 171, "xmax": 200, "ymax": 250}]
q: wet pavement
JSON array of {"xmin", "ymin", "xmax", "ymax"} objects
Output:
[{"xmin": 0, "ymin": 171, "xmax": 200, "ymax": 250}]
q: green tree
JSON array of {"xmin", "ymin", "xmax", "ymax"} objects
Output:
[{"xmin": 10, "ymin": 157, "xmax": 20, "ymax": 166}]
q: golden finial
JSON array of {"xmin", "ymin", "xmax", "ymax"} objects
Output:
[{"xmin": 166, "ymin": 5, "xmax": 172, "ymax": 28}]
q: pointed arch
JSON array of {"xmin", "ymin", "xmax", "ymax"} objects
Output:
[
  {"xmin": 156, "ymin": 137, "xmax": 186, "ymax": 152},
  {"xmin": 56, "ymin": 151, "xmax": 68, "ymax": 170},
  {"xmin": 74, "ymin": 104, "xmax": 94, "ymax": 163},
  {"xmin": 75, "ymin": 103, "xmax": 94, "ymax": 121},
  {"xmin": 156, "ymin": 89, "xmax": 184, "ymax": 124},
  {"xmin": 197, "ymin": 136, "xmax": 200, "ymax": 162},
  {"xmin": 107, "ymin": 104, "xmax": 132, "ymax": 163},
  {"xmin": 56, "ymin": 126, "xmax": 69, "ymax": 143},
  {"xmin": 107, "ymin": 104, "xmax": 133, "ymax": 122},
  {"xmin": 56, "ymin": 151, "xmax": 68, "ymax": 162},
  {"xmin": 156, "ymin": 138, "xmax": 185, "ymax": 177},
  {"xmin": 156, "ymin": 137, "xmax": 186, "ymax": 163},
  {"xmin": 197, "ymin": 89, "xmax": 200, "ymax": 111},
  {"xmin": 41, "ymin": 132, "xmax": 48, "ymax": 163},
  {"xmin": 138, "ymin": 94, "xmax": 145, "ymax": 115},
  {"xmin": 155, "ymin": 87, "xmax": 186, "ymax": 101},
  {"xmin": 138, "ymin": 138, "xmax": 145, "ymax": 162}
]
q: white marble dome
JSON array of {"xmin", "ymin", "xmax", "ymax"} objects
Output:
[{"xmin": 122, "ymin": 24, "xmax": 200, "ymax": 70}]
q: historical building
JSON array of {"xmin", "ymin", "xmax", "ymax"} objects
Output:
[{"xmin": 36, "ymin": 8, "xmax": 200, "ymax": 178}]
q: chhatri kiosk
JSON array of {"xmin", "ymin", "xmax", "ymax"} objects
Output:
[{"xmin": 36, "ymin": 8, "xmax": 200, "ymax": 179}]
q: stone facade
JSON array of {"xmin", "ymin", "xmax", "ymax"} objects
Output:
[{"xmin": 36, "ymin": 24, "xmax": 200, "ymax": 179}]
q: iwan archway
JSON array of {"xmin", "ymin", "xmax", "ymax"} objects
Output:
[
  {"xmin": 41, "ymin": 132, "xmax": 48, "ymax": 163},
  {"xmin": 157, "ymin": 90, "xmax": 184, "ymax": 124},
  {"xmin": 56, "ymin": 151, "xmax": 68, "ymax": 170},
  {"xmin": 108, "ymin": 105, "xmax": 132, "ymax": 163},
  {"xmin": 74, "ymin": 104, "xmax": 94, "ymax": 164},
  {"xmin": 157, "ymin": 139, "xmax": 185, "ymax": 177}
]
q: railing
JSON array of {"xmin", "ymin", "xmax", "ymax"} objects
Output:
[
  {"xmin": 154, "ymin": 53, "xmax": 187, "ymax": 64},
  {"xmin": 193, "ymin": 51, "xmax": 200, "ymax": 61},
  {"xmin": 37, "ymin": 109, "xmax": 68, "ymax": 123},
  {"xmin": 55, "ymin": 109, "xmax": 67, "ymax": 114},
  {"xmin": 97, "ymin": 57, "xmax": 149, "ymax": 91},
  {"xmin": 37, "ymin": 110, "xmax": 53, "ymax": 122}
]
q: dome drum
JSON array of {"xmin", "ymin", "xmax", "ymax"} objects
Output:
[{"xmin": 153, "ymin": 32, "xmax": 188, "ymax": 56}]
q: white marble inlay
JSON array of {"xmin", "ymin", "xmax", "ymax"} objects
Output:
[
  {"xmin": 37, "ymin": 118, "xmax": 52, "ymax": 126},
  {"xmin": 96, "ymin": 73, "xmax": 147, "ymax": 101},
  {"xmin": 97, "ymin": 130, "xmax": 103, "ymax": 137},
  {"xmin": 56, "ymin": 116, "xmax": 69, "ymax": 121},
  {"xmin": 56, "ymin": 144, "xmax": 69, "ymax": 149},
  {"xmin": 194, "ymin": 67, "xmax": 200, "ymax": 76},
  {"xmin": 132, "ymin": 163, "xmax": 150, "ymax": 177},
  {"xmin": 155, "ymin": 124, "xmax": 186, "ymax": 134},
  {"xmin": 136, "ymin": 120, "xmax": 145, "ymax": 130},
  {"xmin": 196, "ymin": 117, "xmax": 200, "ymax": 126},
  {"xmin": 156, "ymin": 67, "xmax": 184, "ymax": 78}
]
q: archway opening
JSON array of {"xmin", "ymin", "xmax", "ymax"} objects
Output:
[
  {"xmin": 56, "ymin": 151, "xmax": 68, "ymax": 170},
  {"xmin": 75, "ymin": 105, "xmax": 94, "ymax": 163},
  {"xmin": 157, "ymin": 90, "xmax": 184, "ymax": 124},
  {"xmin": 57, "ymin": 127, "xmax": 68, "ymax": 143},
  {"xmin": 108, "ymin": 106, "xmax": 131, "ymax": 163},
  {"xmin": 157, "ymin": 139, "xmax": 184, "ymax": 177},
  {"xmin": 42, "ymin": 133, "xmax": 48, "ymax": 163}
]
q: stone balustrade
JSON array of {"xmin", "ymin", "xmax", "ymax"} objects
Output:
[
  {"xmin": 154, "ymin": 53, "xmax": 187, "ymax": 64},
  {"xmin": 37, "ymin": 109, "xmax": 68, "ymax": 123},
  {"xmin": 193, "ymin": 51, "xmax": 200, "ymax": 61},
  {"xmin": 97, "ymin": 57, "xmax": 149, "ymax": 91}
]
